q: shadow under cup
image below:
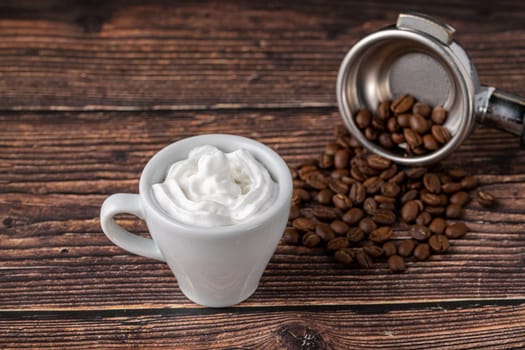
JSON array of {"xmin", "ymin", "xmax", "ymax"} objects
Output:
[{"xmin": 137, "ymin": 134, "xmax": 293, "ymax": 307}]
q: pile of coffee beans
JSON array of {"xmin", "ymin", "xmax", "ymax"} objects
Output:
[
  {"xmin": 354, "ymin": 94, "xmax": 451, "ymax": 156},
  {"xmin": 283, "ymin": 124, "xmax": 495, "ymax": 272}
]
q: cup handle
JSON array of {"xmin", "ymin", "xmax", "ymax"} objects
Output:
[{"xmin": 100, "ymin": 193, "xmax": 165, "ymax": 262}]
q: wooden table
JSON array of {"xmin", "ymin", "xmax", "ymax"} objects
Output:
[{"xmin": 1, "ymin": 1, "xmax": 524, "ymax": 348}]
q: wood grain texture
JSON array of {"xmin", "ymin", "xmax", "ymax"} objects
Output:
[
  {"xmin": 0, "ymin": 0, "xmax": 523, "ymax": 110},
  {"xmin": 1, "ymin": 302, "xmax": 524, "ymax": 349},
  {"xmin": 1, "ymin": 110, "xmax": 524, "ymax": 311}
]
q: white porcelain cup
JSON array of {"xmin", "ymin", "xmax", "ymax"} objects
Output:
[{"xmin": 100, "ymin": 134, "xmax": 292, "ymax": 307}]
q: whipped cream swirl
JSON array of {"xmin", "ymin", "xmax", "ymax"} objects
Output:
[{"xmin": 152, "ymin": 145, "xmax": 278, "ymax": 227}]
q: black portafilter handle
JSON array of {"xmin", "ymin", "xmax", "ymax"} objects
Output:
[{"xmin": 478, "ymin": 88, "xmax": 525, "ymax": 148}]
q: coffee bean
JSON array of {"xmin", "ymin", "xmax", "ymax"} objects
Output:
[
  {"xmin": 363, "ymin": 197, "xmax": 378, "ymax": 215},
  {"xmin": 372, "ymin": 116, "xmax": 386, "ymax": 131},
  {"xmin": 413, "ymin": 102, "xmax": 432, "ymax": 117},
  {"xmin": 425, "ymin": 206, "xmax": 445, "ymax": 216},
  {"xmin": 378, "ymin": 132, "xmax": 394, "ymax": 148},
  {"xmin": 391, "ymin": 132, "xmax": 406, "ymax": 144},
  {"xmin": 355, "ymin": 249, "xmax": 374, "ymax": 269},
  {"xmin": 448, "ymin": 168, "xmax": 468, "ymax": 179},
  {"xmin": 367, "ymin": 154, "xmax": 391, "ymax": 170},
  {"xmin": 282, "ymin": 228, "xmax": 300, "ymax": 245},
  {"xmin": 325, "ymin": 142, "xmax": 340, "ymax": 156},
  {"xmin": 401, "ymin": 200, "xmax": 420, "ymax": 223},
  {"xmin": 409, "ymin": 113, "xmax": 430, "ymax": 134},
  {"xmin": 315, "ymin": 188, "xmax": 334, "ymax": 205},
  {"xmin": 315, "ymin": 223, "xmax": 336, "ymax": 241},
  {"xmin": 349, "ymin": 183, "xmax": 366, "ymax": 204},
  {"xmin": 289, "ymin": 205, "xmax": 300, "ymax": 220},
  {"xmin": 293, "ymin": 217, "xmax": 316, "ymax": 232},
  {"xmin": 327, "ymin": 237, "xmax": 349, "ymax": 250},
  {"xmin": 429, "ymin": 217, "xmax": 446, "ymax": 235},
  {"xmin": 400, "ymin": 189, "xmax": 418, "ymax": 204},
  {"xmin": 421, "ymin": 191, "xmax": 441, "ymax": 206},
  {"xmin": 372, "ymin": 209, "xmax": 397, "ymax": 225},
  {"xmin": 439, "ymin": 194, "xmax": 449, "ymax": 206},
  {"xmin": 334, "ymin": 248, "xmax": 354, "ymax": 264},
  {"xmin": 364, "ymin": 127, "xmax": 378, "ymax": 141},
  {"xmin": 442, "ymin": 182, "xmax": 462, "ymax": 193},
  {"xmin": 450, "ymin": 191, "xmax": 470, "ymax": 207},
  {"xmin": 331, "ymin": 169, "xmax": 348, "ymax": 180},
  {"xmin": 387, "ymin": 255, "xmax": 406, "ymax": 272},
  {"xmin": 431, "ymin": 125, "xmax": 451, "ymax": 144},
  {"xmin": 302, "ymin": 232, "xmax": 321, "ymax": 247},
  {"xmin": 476, "ymin": 190, "xmax": 495, "ymax": 207},
  {"xmin": 423, "ymin": 173, "xmax": 441, "ymax": 194},
  {"xmin": 364, "ymin": 176, "xmax": 383, "ymax": 194},
  {"xmin": 363, "ymin": 244, "xmax": 384, "ymax": 258},
  {"xmin": 332, "ymin": 193, "xmax": 352, "ymax": 210},
  {"xmin": 312, "ymin": 206, "xmax": 339, "ymax": 220},
  {"xmin": 304, "ymin": 171, "xmax": 328, "ymax": 190},
  {"xmin": 380, "ymin": 164, "xmax": 398, "ymax": 180},
  {"xmin": 405, "ymin": 167, "xmax": 427, "ymax": 179},
  {"xmin": 355, "ymin": 109, "xmax": 372, "ymax": 129},
  {"xmin": 445, "ymin": 222, "xmax": 469, "ymax": 239},
  {"xmin": 347, "ymin": 227, "xmax": 365, "ymax": 243},
  {"xmin": 445, "ymin": 204, "xmax": 463, "ymax": 218},
  {"xmin": 382, "ymin": 241, "xmax": 397, "ymax": 257},
  {"xmin": 431, "ymin": 106, "xmax": 447, "ymax": 124},
  {"xmin": 334, "ymin": 149, "xmax": 350, "ymax": 169},
  {"xmin": 343, "ymin": 208, "xmax": 364, "ymax": 225},
  {"xmin": 369, "ymin": 226, "xmax": 393, "ymax": 243},
  {"xmin": 429, "ymin": 234, "xmax": 449, "ymax": 253},
  {"xmin": 439, "ymin": 173, "xmax": 453, "ymax": 184},
  {"xmin": 359, "ymin": 217, "xmax": 377, "ymax": 233},
  {"xmin": 387, "ymin": 117, "xmax": 400, "ymax": 133},
  {"xmin": 416, "ymin": 211, "xmax": 432, "ymax": 226},
  {"xmin": 293, "ymin": 179, "xmax": 306, "ymax": 188},
  {"xmin": 461, "ymin": 175, "xmax": 478, "ymax": 190},
  {"xmin": 377, "ymin": 101, "xmax": 391, "ymax": 120},
  {"xmin": 318, "ymin": 153, "xmax": 334, "ymax": 169},
  {"xmin": 413, "ymin": 243, "xmax": 431, "ymax": 260},
  {"xmin": 389, "ymin": 170, "xmax": 406, "ymax": 184},
  {"xmin": 391, "ymin": 94, "xmax": 414, "ymax": 115},
  {"xmin": 410, "ymin": 225, "xmax": 431, "ymax": 241},
  {"xmin": 373, "ymin": 195, "xmax": 396, "ymax": 204},
  {"xmin": 404, "ymin": 128, "xmax": 422, "ymax": 148},
  {"xmin": 293, "ymin": 188, "xmax": 311, "ymax": 202},
  {"xmin": 329, "ymin": 178, "xmax": 350, "ymax": 194},
  {"xmin": 330, "ymin": 220, "xmax": 350, "ymax": 236},
  {"xmin": 379, "ymin": 181, "xmax": 399, "ymax": 197},
  {"xmin": 379, "ymin": 202, "xmax": 396, "ymax": 211},
  {"xmin": 398, "ymin": 239, "xmax": 416, "ymax": 257},
  {"xmin": 422, "ymin": 134, "xmax": 439, "ymax": 151}
]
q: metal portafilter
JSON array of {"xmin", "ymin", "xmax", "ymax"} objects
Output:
[{"xmin": 337, "ymin": 12, "xmax": 525, "ymax": 166}]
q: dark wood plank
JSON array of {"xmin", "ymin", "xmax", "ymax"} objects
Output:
[
  {"xmin": 0, "ymin": 0, "xmax": 523, "ymax": 110},
  {"xmin": 1, "ymin": 302, "xmax": 524, "ymax": 349},
  {"xmin": 1, "ymin": 110, "xmax": 525, "ymax": 310}
]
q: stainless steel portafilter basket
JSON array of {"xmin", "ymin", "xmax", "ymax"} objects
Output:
[{"xmin": 337, "ymin": 13, "xmax": 525, "ymax": 166}]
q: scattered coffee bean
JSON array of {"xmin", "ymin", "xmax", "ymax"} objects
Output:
[
  {"xmin": 355, "ymin": 109, "xmax": 372, "ymax": 129},
  {"xmin": 413, "ymin": 243, "xmax": 431, "ymax": 260},
  {"xmin": 334, "ymin": 248, "xmax": 354, "ymax": 264},
  {"xmin": 282, "ymin": 228, "xmax": 300, "ymax": 245},
  {"xmin": 302, "ymin": 232, "xmax": 321, "ymax": 247},
  {"xmin": 445, "ymin": 222, "xmax": 469, "ymax": 239},
  {"xmin": 387, "ymin": 255, "xmax": 406, "ymax": 272},
  {"xmin": 382, "ymin": 241, "xmax": 397, "ymax": 257},
  {"xmin": 429, "ymin": 217, "xmax": 446, "ymax": 235},
  {"xmin": 330, "ymin": 220, "xmax": 350, "ymax": 235},
  {"xmin": 284, "ymin": 121, "xmax": 485, "ymax": 273},
  {"xmin": 410, "ymin": 225, "xmax": 431, "ymax": 241},
  {"xmin": 476, "ymin": 190, "xmax": 496, "ymax": 207},
  {"xmin": 432, "ymin": 125, "xmax": 451, "ymax": 144},
  {"xmin": 398, "ymin": 239, "xmax": 416, "ymax": 257},
  {"xmin": 429, "ymin": 235, "xmax": 449, "ymax": 253},
  {"xmin": 369, "ymin": 226, "xmax": 393, "ymax": 243},
  {"xmin": 413, "ymin": 102, "xmax": 431, "ymax": 117},
  {"xmin": 391, "ymin": 94, "xmax": 414, "ymax": 115}
]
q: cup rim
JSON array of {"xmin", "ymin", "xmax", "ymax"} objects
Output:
[{"xmin": 139, "ymin": 134, "xmax": 292, "ymax": 237}]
